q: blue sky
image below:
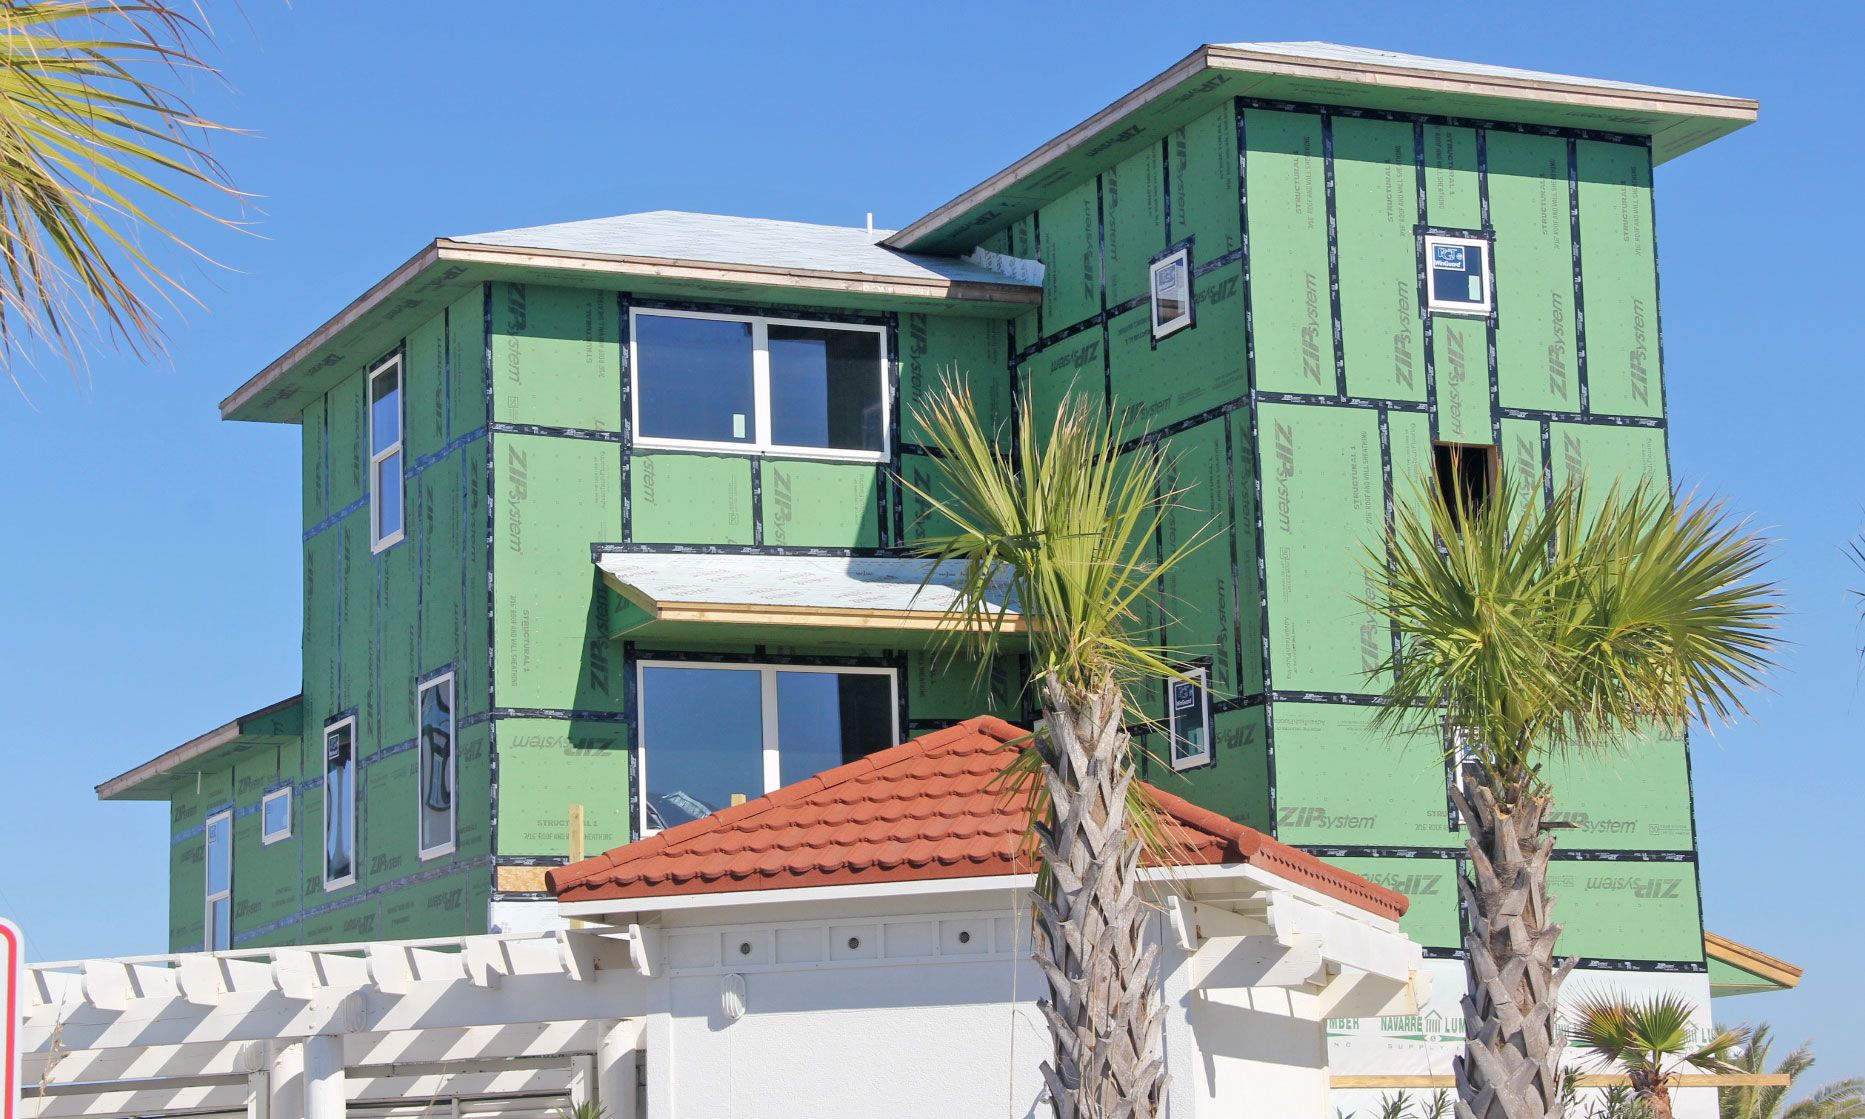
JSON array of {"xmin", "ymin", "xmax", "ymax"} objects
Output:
[{"xmin": 0, "ymin": 0, "xmax": 1857, "ymax": 1076}]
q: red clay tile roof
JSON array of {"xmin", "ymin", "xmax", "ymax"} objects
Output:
[{"xmin": 547, "ymin": 716, "xmax": 1408, "ymax": 921}]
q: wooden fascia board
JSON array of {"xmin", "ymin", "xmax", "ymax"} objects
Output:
[
  {"xmin": 219, "ymin": 241, "xmax": 443, "ymax": 421},
  {"xmin": 1703, "ymin": 931, "xmax": 1803, "ymax": 988},
  {"xmin": 96, "ymin": 695, "xmax": 305, "ymax": 801},
  {"xmin": 599, "ymin": 570, "xmax": 1024, "ymax": 635},
  {"xmin": 1200, "ymin": 44, "xmax": 1758, "ymax": 123},
  {"xmin": 432, "ymin": 240, "xmax": 1040, "ymax": 307},
  {"xmin": 887, "ymin": 44, "xmax": 1756, "ymax": 252}
]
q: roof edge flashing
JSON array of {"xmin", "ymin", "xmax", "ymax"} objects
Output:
[
  {"xmin": 886, "ymin": 42, "xmax": 1755, "ymax": 254},
  {"xmin": 97, "ymin": 694, "xmax": 305, "ymax": 801}
]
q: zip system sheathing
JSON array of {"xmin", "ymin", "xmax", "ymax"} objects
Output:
[{"xmin": 991, "ymin": 94, "xmax": 1699, "ymax": 974}]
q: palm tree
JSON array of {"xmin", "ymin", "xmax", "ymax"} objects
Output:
[
  {"xmin": 1571, "ymin": 993, "xmax": 1745, "ymax": 1118},
  {"xmin": 906, "ymin": 380, "xmax": 1210, "ymax": 1119},
  {"xmin": 1720, "ymin": 1023, "xmax": 1865, "ymax": 1119},
  {"xmin": 1364, "ymin": 469, "xmax": 1780, "ymax": 1119},
  {"xmin": 0, "ymin": 1, "xmax": 239, "ymax": 388}
]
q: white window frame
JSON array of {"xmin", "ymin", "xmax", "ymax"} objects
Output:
[
  {"xmin": 204, "ymin": 809, "xmax": 233, "ymax": 951},
  {"xmin": 416, "ymin": 672, "xmax": 458, "ymax": 862},
  {"xmin": 1150, "ymin": 244, "xmax": 1195, "ymax": 340},
  {"xmin": 635, "ymin": 660, "xmax": 900, "ymax": 836},
  {"xmin": 368, "ymin": 353, "xmax": 406, "ymax": 553},
  {"xmin": 260, "ymin": 787, "xmax": 292, "ymax": 845},
  {"xmin": 1167, "ymin": 665, "xmax": 1213, "ymax": 771},
  {"xmin": 628, "ymin": 308, "xmax": 890, "ymax": 463},
  {"xmin": 1422, "ymin": 233, "xmax": 1494, "ymax": 317},
  {"xmin": 323, "ymin": 716, "xmax": 358, "ymax": 891}
]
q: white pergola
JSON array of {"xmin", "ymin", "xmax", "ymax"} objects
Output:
[{"xmin": 17, "ymin": 931, "xmax": 649, "ymax": 1119}]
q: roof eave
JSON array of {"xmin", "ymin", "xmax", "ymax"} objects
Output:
[
  {"xmin": 220, "ymin": 241, "xmax": 1040, "ymax": 424},
  {"xmin": 1703, "ymin": 930, "xmax": 1803, "ymax": 988},
  {"xmin": 886, "ymin": 43, "xmax": 1756, "ymax": 254},
  {"xmin": 97, "ymin": 694, "xmax": 305, "ymax": 801}
]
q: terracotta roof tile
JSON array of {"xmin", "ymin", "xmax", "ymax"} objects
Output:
[{"xmin": 546, "ymin": 715, "xmax": 1408, "ymax": 921}]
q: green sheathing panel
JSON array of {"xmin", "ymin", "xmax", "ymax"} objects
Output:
[
  {"xmin": 231, "ymin": 291, "xmax": 495, "ymax": 950},
  {"xmin": 1229, "ymin": 410, "xmax": 1265, "ymax": 697},
  {"xmin": 492, "ymin": 718, "xmax": 631, "ymax": 856},
  {"xmin": 1104, "ymin": 138, "xmax": 1165, "ymax": 307},
  {"xmin": 1489, "ymin": 132, "xmax": 1579, "ymax": 413},
  {"xmin": 1328, "ymin": 856, "xmax": 1462, "ymax": 951},
  {"xmin": 1108, "ymin": 262, "xmax": 1246, "ymax": 431},
  {"xmin": 1549, "ymin": 862, "xmax": 1703, "ymax": 963},
  {"xmin": 1540, "ymin": 729, "xmax": 1695, "ymax": 852},
  {"xmin": 1021, "ymin": 329, "xmax": 1102, "ymax": 437},
  {"xmin": 1424, "ymin": 126, "xmax": 1481, "ymax": 228},
  {"xmin": 1156, "ymin": 422, "xmax": 1240, "ymax": 697},
  {"xmin": 491, "ymin": 433, "xmax": 624, "ymax": 711},
  {"xmin": 1333, "ymin": 117, "xmax": 1426, "ymax": 403},
  {"xmin": 1270, "ymin": 703, "xmax": 1450, "ymax": 849},
  {"xmin": 302, "ymin": 396, "xmax": 328, "ymax": 526},
  {"xmin": 1245, "ymin": 110, "xmax": 1335, "ymax": 395},
  {"xmin": 1170, "ymin": 102, "xmax": 1242, "ymax": 258},
  {"xmin": 1576, "ymin": 141, "xmax": 1662, "ymax": 418},
  {"xmin": 1037, "ymin": 178, "xmax": 1103, "ymax": 333},
  {"xmin": 1548, "ymin": 422, "xmax": 1667, "ymax": 493},
  {"xmin": 1140, "ymin": 705, "xmax": 1271, "ymax": 834},
  {"xmin": 762, "ymin": 460, "xmax": 880, "ymax": 548},
  {"xmin": 491, "ymin": 284, "xmax": 621, "ymax": 431},
  {"xmin": 904, "ymin": 653, "xmax": 1023, "ymax": 725},
  {"xmin": 1259, "ymin": 403, "xmax": 1386, "ymax": 694},
  {"xmin": 1501, "ymin": 418, "xmax": 1547, "ymax": 492},
  {"xmin": 1431, "ymin": 315, "xmax": 1490, "ymax": 444},
  {"xmin": 898, "ymin": 314, "xmax": 1006, "ymax": 446},
  {"xmin": 630, "ymin": 453, "xmax": 753, "ymax": 545}
]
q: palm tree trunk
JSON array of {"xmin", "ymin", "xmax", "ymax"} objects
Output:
[
  {"xmin": 1451, "ymin": 765, "xmax": 1574, "ymax": 1119},
  {"xmin": 1630, "ymin": 1071, "xmax": 1674, "ymax": 1119},
  {"xmin": 1028, "ymin": 673, "xmax": 1167, "ymax": 1119}
]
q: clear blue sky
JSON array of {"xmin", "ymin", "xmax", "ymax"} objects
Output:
[{"xmin": 0, "ymin": 0, "xmax": 1857, "ymax": 1077}]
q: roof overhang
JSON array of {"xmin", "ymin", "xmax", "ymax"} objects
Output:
[
  {"xmin": 1704, "ymin": 931, "xmax": 1802, "ymax": 997},
  {"xmin": 97, "ymin": 695, "xmax": 303, "ymax": 802},
  {"xmin": 220, "ymin": 240, "xmax": 1041, "ymax": 424},
  {"xmin": 594, "ymin": 549, "xmax": 1023, "ymax": 647},
  {"xmin": 887, "ymin": 43, "xmax": 1758, "ymax": 255}
]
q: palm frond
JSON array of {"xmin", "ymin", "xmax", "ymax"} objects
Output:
[
  {"xmin": 903, "ymin": 374, "xmax": 1217, "ymax": 702},
  {"xmin": 0, "ymin": 1, "xmax": 246, "ymax": 388},
  {"xmin": 1364, "ymin": 468, "xmax": 1780, "ymax": 787},
  {"xmin": 1572, "ymin": 993, "xmax": 1741, "ymax": 1079}
]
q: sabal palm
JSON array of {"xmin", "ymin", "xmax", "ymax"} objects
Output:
[
  {"xmin": 1365, "ymin": 471, "xmax": 1779, "ymax": 1119},
  {"xmin": 1720, "ymin": 1024, "xmax": 1865, "ymax": 1119},
  {"xmin": 0, "ymin": 1, "xmax": 238, "ymax": 387},
  {"xmin": 906, "ymin": 380, "xmax": 1207, "ymax": 1119},
  {"xmin": 1571, "ymin": 993, "xmax": 1744, "ymax": 1118}
]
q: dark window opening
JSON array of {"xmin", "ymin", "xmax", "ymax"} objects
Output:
[{"xmin": 1433, "ymin": 442, "xmax": 1499, "ymax": 528}]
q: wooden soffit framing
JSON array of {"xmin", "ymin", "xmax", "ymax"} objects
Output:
[{"xmin": 593, "ymin": 551, "xmax": 1023, "ymax": 645}]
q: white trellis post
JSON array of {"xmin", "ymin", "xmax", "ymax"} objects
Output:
[{"xmin": 302, "ymin": 1035, "xmax": 344, "ymax": 1119}]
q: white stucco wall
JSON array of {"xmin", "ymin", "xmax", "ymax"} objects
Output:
[{"xmin": 639, "ymin": 887, "xmax": 1337, "ymax": 1119}]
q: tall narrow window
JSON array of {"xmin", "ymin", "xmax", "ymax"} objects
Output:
[
  {"xmin": 1150, "ymin": 243, "xmax": 1194, "ymax": 340},
  {"xmin": 636, "ymin": 661, "xmax": 899, "ymax": 834},
  {"xmin": 631, "ymin": 309, "xmax": 888, "ymax": 461},
  {"xmin": 417, "ymin": 673, "xmax": 456, "ymax": 859},
  {"xmin": 323, "ymin": 717, "xmax": 357, "ymax": 889},
  {"xmin": 1432, "ymin": 442, "xmax": 1499, "ymax": 530},
  {"xmin": 1168, "ymin": 665, "xmax": 1212, "ymax": 771},
  {"xmin": 204, "ymin": 810, "xmax": 232, "ymax": 950},
  {"xmin": 368, "ymin": 355, "xmax": 405, "ymax": 551}
]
